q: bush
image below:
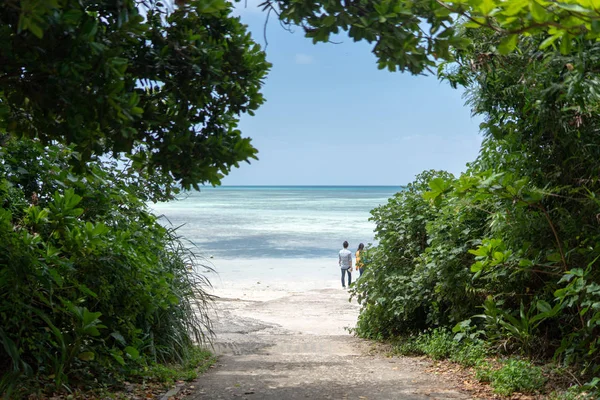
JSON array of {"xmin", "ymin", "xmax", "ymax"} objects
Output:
[
  {"xmin": 550, "ymin": 378, "xmax": 600, "ymax": 400},
  {"xmin": 393, "ymin": 336, "xmax": 424, "ymax": 356},
  {"xmin": 0, "ymin": 140, "xmax": 214, "ymax": 396},
  {"xmin": 351, "ymin": 170, "xmax": 486, "ymax": 339},
  {"xmin": 355, "ymin": 33, "xmax": 600, "ymax": 379},
  {"xmin": 476, "ymin": 358, "xmax": 546, "ymax": 396},
  {"xmin": 394, "ymin": 328, "xmax": 488, "ymax": 367},
  {"xmin": 450, "ymin": 341, "xmax": 488, "ymax": 367},
  {"xmin": 415, "ymin": 329, "xmax": 459, "ymax": 360}
]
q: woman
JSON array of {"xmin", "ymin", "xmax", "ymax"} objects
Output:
[{"xmin": 355, "ymin": 243, "xmax": 365, "ymax": 276}]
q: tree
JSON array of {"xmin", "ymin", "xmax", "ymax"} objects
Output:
[
  {"xmin": 0, "ymin": 0, "xmax": 270, "ymax": 192},
  {"xmin": 264, "ymin": 0, "xmax": 600, "ymax": 74},
  {"xmin": 354, "ymin": 28, "xmax": 600, "ymax": 374}
]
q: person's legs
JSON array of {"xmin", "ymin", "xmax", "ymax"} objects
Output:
[
  {"xmin": 348, "ymin": 269, "xmax": 352, "ymax": 286},
  {"xmin": 341, "ymin": 268, "xmax": 346, "ymax": 287},
  {"xmin": 359, "ymin": 268, "xmax": 364, "ymax": 277}
]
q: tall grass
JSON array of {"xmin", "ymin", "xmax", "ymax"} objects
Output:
[{"xmin": 0, "ymin": 140, "xmax": 215, "ymax": 396}]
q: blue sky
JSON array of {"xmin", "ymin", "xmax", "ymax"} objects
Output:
[{"xmin": 223, "ymin": 1, "xmax": 483, "ymax": 186}]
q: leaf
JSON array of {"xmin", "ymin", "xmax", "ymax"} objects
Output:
[
  {"xmin": 323, "ymin": 15, "xmax": 335, "ymax": 27},
  {"xmin": 124, "ymin": 346, "xmax": 140, "ymax": 360},
  {"xmin": 197, "ymin": 0, "xmax": 229, "ymax": 14},
  {"xmin": 560, "ymin": 33, "xmax": 572, "ymax": 54},
  {"xmin": 82, "ymin": 309, "xmax": 102, "ymax": 326},
  {"xmin": 555, "ymin": 2, "xmax": 590, "ymax": 13},
  {"xmin": 536, "ymin": 300, "xmax": 552, "ymax": 314},
  {"xmin": 547, "ymin": 252, "xmax": 562, "ymax": 262},
  {"xmin": 111, "ymin": 332, "xmax": 127, "ymax": 346},
  {"xmin": 502, "ymin": 0, "xmax": 529, "ymax": 16},
  {"xmin": 558, "ymin": 272, "xmax": 575, "ymax": 284},
  {"xmin": 498, "ymin": 34, "xmax": 518, "ymax": 55},
  {"xmin": 111, "ymin": 352, "xmax": 125, "ymax": 366},
  {"xmin": 78, "ymin": 352, "xmax": 95, "ymax": 361},
  {"xmin": 479, "ymin": 0, "xmax": 496, "ymax": 14},
  {"xmin": 518, "ymin": 259, "xmax": 533, "ymax": 267},
  {"xmin": 540, "ymin": 35, "xmax": 559, "ymax": 50},
  {"xmin": 471, "ymin": 261, "xmax": 484, "ymax": 272},
  {"xmin": 529, "ymin": 0, "xmax": 547, "ymax": 22},
  {"xmin": 47, "ymin": 269, "xmax": 64, "ymax": 287},
  {"xmin": 429, "ymin": 177, "xmax": 450, "ymax": 193},
  {"xmin": 27, "ymin": 22, "xmax": 44, "ymax": 39},
  {"xmin": 62, "ymin": 9, "xmax": 83, "ymax": 24}
]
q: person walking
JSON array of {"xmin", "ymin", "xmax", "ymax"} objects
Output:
[
  {"xmin": 355, "ymin": 243, "xmax": 365, "ymax": 276},
  {"xmin": 339, "ymin": 240, "xmax": 352, "ymax": 288}
]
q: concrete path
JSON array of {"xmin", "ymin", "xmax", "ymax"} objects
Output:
[{"xmin": 185, "ymin": 287, "xmax": 473, "ymax": 400}]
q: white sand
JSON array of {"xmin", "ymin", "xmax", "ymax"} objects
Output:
[{"xmin": 199, "ymin": 257, "xmax": 356, "ymax": 301}]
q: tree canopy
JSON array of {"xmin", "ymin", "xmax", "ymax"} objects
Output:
[
  {"xmin": 1, "ymin": 0, "xmax": 270, "ymax": 191},
  {"xmin": 4, "ymin": 0, "xmax": 599, "ymax": 191},
  {"xmin": 266, "ymin": 0, "xmax": 600, "ymax": 73}
]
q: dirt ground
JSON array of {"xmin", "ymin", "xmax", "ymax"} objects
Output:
[{"xmin": 183, "ymin": 286, "xmax": 478, "ymax": 400}]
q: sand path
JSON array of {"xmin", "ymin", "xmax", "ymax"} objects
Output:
[{"xmin": 185, "ymin": 286, "xmax": 473, "ymax": 400}]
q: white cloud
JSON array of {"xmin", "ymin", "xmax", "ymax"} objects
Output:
[{"xmin": 295, "ymin": 53, "xmax": 314, "ymax": 65}]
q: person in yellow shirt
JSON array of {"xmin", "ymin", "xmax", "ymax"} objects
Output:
[{"xmin": 355, "ymin": 243, "xmax": 365, "ymax": 276}]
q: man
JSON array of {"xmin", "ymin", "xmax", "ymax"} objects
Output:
[{"xmin": 338, "ymin": 240, "xmax": 352, "ymax": 288}]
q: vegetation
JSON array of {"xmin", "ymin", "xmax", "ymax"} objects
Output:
[
  {"xmin": 267, "ymin": 0, "xmax": 600, "ymax": 74},
  {"xmin": 350, "ymin": 26, "xmax": 600, "ymax": 398},
  {"xmin": 1, "ymin": 0, "xmax": 269, "ymax": 396},
  {"xmin": 4, "ymin": 0, "xmax": 600, "ymax": 397},
  {"xmin": 0, "ymin": 139, "xmax": 215, "ymax": 396},
  {"xmin": 396, "ymin": 329, "xmax": 547, "ymax": 395},
  {"xmin": 1, "ymin": 0, "xmax": 270, "ymax": 192}
]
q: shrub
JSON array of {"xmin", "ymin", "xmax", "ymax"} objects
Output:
[
  {"xmin": 0, "ymin": 140, "xmax": 214, "ymax": 396},
  {"xmin": 476, "ymin": 358, "xmax": 546, "ymax": 396},
  {"xmin": 395, "ymin": 328, "xmax": 488, "ymax": 367},
  {"xmin": 415, "ymin": 329, "xmax": 459, "ymax": 360},
  {"xmin": 450, "ymin": 341, "xmax": 488, "ymax": 367}
]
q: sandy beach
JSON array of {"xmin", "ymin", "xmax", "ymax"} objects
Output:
[
  {"xmin": 200, "ymin": 257, "xmax": 347, "ymax": 293},
  {"xmin": 183, "ymin": 268, "xmax": 474, "ymax": 400}
]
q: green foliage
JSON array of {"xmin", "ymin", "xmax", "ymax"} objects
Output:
[
  {"xmin": 475, "ymin": 296, "xmax": 561, "ymax": 357},
  {"xmin": 396, "ymin": 330, "xmax": 543, "ymax": 396},
  {"xmin": 414, "ymin": 328, "xmax": 458, "ymax": 360},
  {"xmin": 0, "ymin": 139, "xmax": 214, "ymax": 395},
  {"xmin": 351, "ymin": 171, "xmax": 450, "ymax": 338},
  {"xmin": 393, "ymin": 336, "xmax": 424, "ymax": 357},
  {"xmin": 450, "ymin": 341, "xmax": 489, "ymax": 367},
  {"xmin": 352, "ymin": 22, "xmax": 600, "ymax": 384},
  {"xmin": 394, "ymin": 328, "xmax": 488, "ymax": 366},
  {"xmin": 0, "ymin": 0, "xmax": 270, "ymax": 190},
  {"xmin": 447, "ymin": 33, "xmax": 600, "ymax": 371},
  {"xmin": 351, "ymin": 170, "xmax": 486, "ymax": 338},
  {"xmin": 476, "ymin": 358, "xmax": 546, "ymax": 396},
  {"xmin": 268, "ymin": 0, "xmax": 600, "ymax": 74},
  {"xmin": 550, "ymin": 377, "xmax": 600, "ymax": 399},
  {"xmin": 136, "ymin": 347, "xmax": 216, "ymax": 385}
]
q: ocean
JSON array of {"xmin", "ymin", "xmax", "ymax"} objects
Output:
[{"xmin": 150, "ymin": 186, "xmax": 401, "ymax": 290}]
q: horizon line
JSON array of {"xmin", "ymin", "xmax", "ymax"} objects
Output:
[{"xmin": 206, "ymin": 184, "xmax": 406, "ymax": 187}]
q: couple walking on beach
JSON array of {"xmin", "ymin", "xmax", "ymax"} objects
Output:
[{"xmin": 338, "ymin": 241, "xmax": 365, "ymax": 288}]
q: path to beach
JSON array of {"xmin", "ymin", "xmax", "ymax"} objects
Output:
[{"xmin": 184, "ymin": 283, "xmax": 474, "ymax": 400}]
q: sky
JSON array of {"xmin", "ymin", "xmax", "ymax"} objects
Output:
[{"xmin": 221, "ymin": 1, "xmax": 483, "ymax": 186}]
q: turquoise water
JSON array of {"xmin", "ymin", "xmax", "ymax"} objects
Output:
[{"xmin": 151, "ymin": 186, "xmax": 401, "ymax": 260}]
